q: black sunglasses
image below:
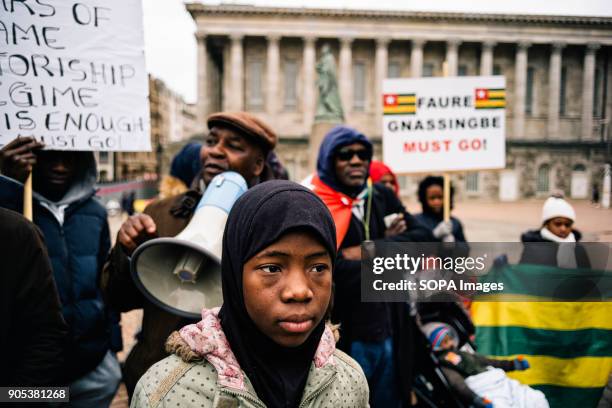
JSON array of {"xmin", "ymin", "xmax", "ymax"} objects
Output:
[{"xmin": 336, "ymin": 148, "xmax": 371, "ymax": 161}]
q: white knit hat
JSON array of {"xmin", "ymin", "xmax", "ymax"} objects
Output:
[{"xmin": 541, "ymin": 197, "xmax": 576, "ymax": 224}]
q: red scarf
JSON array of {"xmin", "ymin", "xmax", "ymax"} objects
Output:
[{"xmin": 310, "ymin": 174, "xmax": 361, "ymax": 248}]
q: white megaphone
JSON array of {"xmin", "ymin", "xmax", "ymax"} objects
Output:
[{"xmin": 131, "ymin": 171, "xmax": 247, "ymax": 319}]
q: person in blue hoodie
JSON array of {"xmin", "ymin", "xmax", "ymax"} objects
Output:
[
  {"xmin": 0, "ymin": 137, "xmax": 122, "ymax": 407},
  {"xmin": 310, "ymin": 126, "xmax": 433, "ymax": 407}
]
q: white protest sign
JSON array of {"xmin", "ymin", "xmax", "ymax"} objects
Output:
[
  {"xmin": 0, "ymin": 0, "xmax": 150, "ymax": 151},
  {"xmin": 382, "ymin": 76, "xmax": 505, "ymax": 173}
]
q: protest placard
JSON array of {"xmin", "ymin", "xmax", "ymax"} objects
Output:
[
  {"xmin": 0, "ymin": 0, "xmax": 150, "ymax": 151},
  {"xmin": 382, "ymin": 76, "xmax": 506, "ymax": 173}
]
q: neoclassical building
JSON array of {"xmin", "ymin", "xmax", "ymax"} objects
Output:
[{"xmin": 187, "ymin": 3, "xmax": 612, "ymax": 200}]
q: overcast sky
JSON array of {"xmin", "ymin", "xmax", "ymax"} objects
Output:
[{"xmin": 143, "ymin": 0, "xmax": 611, "ymax": 103}]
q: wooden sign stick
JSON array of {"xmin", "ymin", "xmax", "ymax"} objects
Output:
[
  {"xmin": 23, "ymin": 170, "xmax": 33, "ymax": 221},
  {"xmin": 443, "ymin": 173, "xmax": 451, "ymax": 222}
]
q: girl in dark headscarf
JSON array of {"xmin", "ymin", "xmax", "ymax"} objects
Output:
[{"xmin": 131, "ymin": 181, "xmax": 369, "ymax": 408}]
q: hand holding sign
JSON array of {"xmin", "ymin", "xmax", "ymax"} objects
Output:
[{"xmin": 0, "ymin": 137, "xmax": 45, "ymax": 183}]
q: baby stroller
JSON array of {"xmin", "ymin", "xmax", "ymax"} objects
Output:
[{"xmin": 411, "ymin": 302, "xmax": 476, "ymax": 407}]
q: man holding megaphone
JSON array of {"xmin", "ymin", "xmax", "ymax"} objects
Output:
[{"xmin": 100, "ymin": 112, "xmax": 278, "ymax": 399}]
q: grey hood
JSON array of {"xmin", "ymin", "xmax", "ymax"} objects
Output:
[
  {"xmin": 35, "ymin": 151, "xmax": 98, "ymax": 206},
  {"xmin": 1, "ymin": 151, "xmax": 99, "ymax": 225}
]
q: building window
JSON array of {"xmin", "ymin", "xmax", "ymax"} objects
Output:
[
  {"xmin": 423, "ymin": 63, "xmax": 434, "ymax": 77},
  {"xmin": 283, "ymin": 60, "xmax": 298, "ymax": 110},
  {"xmin": 353, "ymin": 62, "xmax": 366, "ymax": 111},
  {"xmin": 560, "ymin": 66, "xmax": 567, "ymax": 116},
  {"xmin": 458, "ymin": 65, "xmax": 468, "ymax": 76},
  {"xmin": 388, "ymin": 62, "xmax": 401, "ymax": 78},
  {"xmin": 99, "ymin": 151, "xmax": 109, "ymax": 164},
  {"xmin": 466, "ymin": 172, "xmax": 479, "ymax": 192},
  {"xmin": 594, "ymin": 67, "xmax": 603, "ymax": 117},
  {"xmin": 537, "ymin": 164, "xmax": 550, "ymax": 193},
  {"xmin": 247, "ymin": 60, "xmax": 264, "ymax": 110},
  {"xmin": 526, "ymin": 66, "xmax": 535, "ymax": 115},
  {"xmin": 573, "ymin": 164, "xmax": 586, "ymax": 172},
  {"xmin": 493, "ymin": 65, "xmax": 502, "ymax": 75}
]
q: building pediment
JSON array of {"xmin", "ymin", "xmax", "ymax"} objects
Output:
[{"xmin": 186, "ymin": 3, "xmax": 612, "ymax": 28}]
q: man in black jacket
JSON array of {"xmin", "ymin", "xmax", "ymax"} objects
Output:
[
  {"xmin": 0, "ymin": 208, "xmax": 67, "ymax": 386},
  {"xmin": 310, "ymin": 125, "xmax": 432, "ymax": 407}
]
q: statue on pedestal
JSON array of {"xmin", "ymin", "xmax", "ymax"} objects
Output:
[{"xmin": 315, "ymin": 43, "xmax": 345, "ymax": 123}]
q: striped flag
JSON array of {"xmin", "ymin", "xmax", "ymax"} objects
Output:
[
  {"xmin": 475, "ymin": 88, "xmax": 506, "ymax": 109},
  {"xmin": 472, "ymin": 264, "xmax": 612, "ymax": 408},
  {"xmin": 383, "ymin": 93, "xmax": 416, "ymax": 115}
]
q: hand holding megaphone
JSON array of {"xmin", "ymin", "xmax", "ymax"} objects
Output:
[
  {"xmin": 118, "ymin": 213, "xmax": 158, "ymax": 255},
  {"xmin": 130, "ymin": 171, "xmax": 248, "ymax": 318}
]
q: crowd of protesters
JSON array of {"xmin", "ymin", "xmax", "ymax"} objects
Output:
[{"xmin": 0, "ymin": 113, "xmax": 607, "ymax": 408}]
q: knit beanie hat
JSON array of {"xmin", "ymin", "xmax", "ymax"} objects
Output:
[
  {"xmin": 422, "ymin": 322, "xmax": 458, "ymax": 351},
  {"xmin": 170, "ymin": 142, "xmax": 203, "ymax": 187},
  {"xmin": 541, "ymin": 197, "xmax": 576, "ymax": 224}
]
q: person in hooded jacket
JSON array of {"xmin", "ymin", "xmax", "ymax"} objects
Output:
[
  {"xmin": 101, "ymin": 112, "xmax": 280, "ymax": 398},
  {"xmin": 0, "ymin": 138, "xmax": 122, "ymax": 406},
  {"xmin": 310, "ymin": 125, "xmax": 432, "ymax": 407},
  {"xmin": 158, "ymin": 142, "xmax": 204, "ymax": 200},
  {"xmin": 520, "ymin": 196, "xmax": 590, "ymax": 268},
  {"xmin": 131, "ymin": 181, "xmax": 369, "ymax": 408},
  {"xmin": 415, "ymin": 175, "xmax": 467, "ymax": 244},
  {"xmin": 370, "ymin": 160, "xmax": 400, "ymax": 197}
]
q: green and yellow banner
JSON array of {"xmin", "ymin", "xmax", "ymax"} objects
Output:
[{"xmin": 472, "ymin": 264, "xmax": 612, "ymax": 408}]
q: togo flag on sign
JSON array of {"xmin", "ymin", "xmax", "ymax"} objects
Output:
[{"xmin": 382, "ymin": 76, "xmax": 506, "ymax": 174}]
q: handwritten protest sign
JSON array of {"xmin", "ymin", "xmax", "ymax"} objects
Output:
[
  {"xmin": 0, "ymin": 0, "xmax": 150, "ymax": 151},
  {"xmin": 382, "ymin": 76, "xmax": 505, "ymax": 173}
]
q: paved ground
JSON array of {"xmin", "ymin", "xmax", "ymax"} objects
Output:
[
  {"xmin": 404, "ymin": 198, "xmax": 612, "ymax": 242},
  {"xmin": 107, "ymin": 199, "xmax": 611, "ymax": 406}
]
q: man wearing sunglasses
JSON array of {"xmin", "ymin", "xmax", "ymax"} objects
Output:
[{"xmin": 310, "ymin": 125, "xmax": 432, "ymax": 408}]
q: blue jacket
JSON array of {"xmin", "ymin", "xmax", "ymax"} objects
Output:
[{"xmin": 0, "ymin": 152, "xmax": 121, "ymax": 382}]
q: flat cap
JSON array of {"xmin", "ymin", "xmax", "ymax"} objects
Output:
[{"xmin": 207, "ymin": 112, "xmax": 277, "ymax": 152}]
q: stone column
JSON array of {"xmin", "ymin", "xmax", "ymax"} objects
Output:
[
  {"xmin": 514, "ymin": 42, "xmax": 530, "ymax": 138},
  {"xmin": 196, "ymin": 34, "xmax": 208, "ymax": 131},
  {"xmin": 480, "ymin": 41, "xmax": 495, "ymax": 76},
  {"xmin": 547, "ymin": 43, "xmax": 564, "ymax": 139},
  {"xmin": 445, "ymin": 39, "xmax": 461, "ymax": 76},
  {"xmin": 229, "ymin": 33, "xmax": 244, "ymax": 111},
  {"xmin": 266, "ymin": 35, "xmax": 280, "ymax": 116},
  {"xmin": 375, "ymin": 38, "xmax": 390, "ymax": 131},
  {"xmin": 339, "ymin": 36, "xmax": 353, "ymax": 116},
  {"xmin": 581, "ymin": 43, "xmax": 600, "ymax": 140},
  {"xmin": 410, "ymin": 39, "xmax": 425, "ymax": 78},
  {"xmin": 302, "ymin": 36, "xmax": 316, "ymax": 130}
]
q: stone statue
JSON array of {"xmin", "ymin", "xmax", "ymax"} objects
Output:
[{"xmin": 315, "ymin": 43, "xmax": 345, "ymax": 122}]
